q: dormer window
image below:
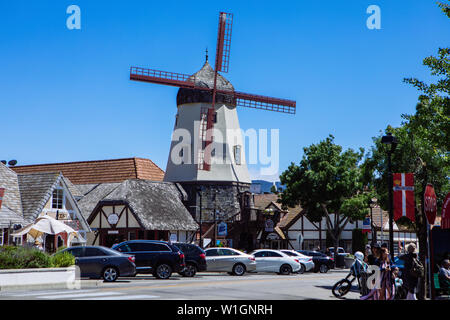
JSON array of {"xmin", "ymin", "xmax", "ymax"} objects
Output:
[{"xmin": 52, "ymin": 188, "xmax": 64, "ymax": 209}]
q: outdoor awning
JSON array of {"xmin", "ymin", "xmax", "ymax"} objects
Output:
[{"xmin": 12, "ymin": 215, "xmax": 77, "ymax": 239}]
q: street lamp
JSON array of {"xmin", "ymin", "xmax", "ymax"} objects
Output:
[
  {"xmin": 381, "ymin": 132, "xmax": 398, "ymax": 258},
  {"xmin": 368, "ymin": 198, "xmax": 377, "ymax": 243},
  {"xmin": 196, "ymin": 187, "xmax": 204, "ymax": 248}
]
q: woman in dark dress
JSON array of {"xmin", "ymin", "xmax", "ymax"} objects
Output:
[
  {"xmin": 399, "ymin": 243, "xmax": 420, "ymax": 300},
  {"xmin": 378, "ymin": 247, "xmax": 395, "ymax": 300}
]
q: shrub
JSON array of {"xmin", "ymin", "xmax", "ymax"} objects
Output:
[
  {"xmin": 51, "ymin": 251, "xmax": 75, "ymax": 267},
  {"xmin": 0, "ymin": 246, "xmax": 52, "ymax": 269}
]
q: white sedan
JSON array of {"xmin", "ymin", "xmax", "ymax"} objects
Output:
[
  {"xmin": 280, "ymin": 250, "xmax": 315, "ymax": 273},
  {"xmin": 249, "ymin": 249, "xmax": 301, "ymax": 275}
]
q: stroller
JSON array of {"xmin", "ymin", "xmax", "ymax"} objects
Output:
[{"xmin": 332, "ymin": 252, "xmax": 371, "ymax": 298}]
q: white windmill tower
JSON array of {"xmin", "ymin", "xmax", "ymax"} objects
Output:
[{"xmin": 130, "ymin": 12, "xmax": 296, "ymax": 244}]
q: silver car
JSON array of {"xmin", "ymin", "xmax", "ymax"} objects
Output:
[
  {"xmin": 204, "ymin": 247, "xmax": 257, "ymax": 276},
  {"xmin": 250, "ymin": 249, "xmax": 301, "ymax": 275},
  {"xmin": 280, "ymin": 250, "xmax": 315, "ymax": 273}
]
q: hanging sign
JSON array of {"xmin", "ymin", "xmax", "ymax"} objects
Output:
[
  {"xmin": 362, "ymin": 216, "xmax": 371, "ymax": 233},
  {"xmin": 393, "ymin": 173, "xmax": 415, "ymax": 221},
  {"xmin": 424, "ymin": 184, "xmax": 437, "ymax": 225},
  {"xmin": 217, "ymin": 222, "xmax": 227, "ymax": 237},
  {"xmin": 441, "ymin": 193, "xmax": 450, "ymax": 230},
  {"xmin": 265, "ymin": 219, "xmax": 274, "ymax": 232}
]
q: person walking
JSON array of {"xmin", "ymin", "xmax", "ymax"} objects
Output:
[
  {"xmin": 399, "ymin": 243, "xmax": 423, "ymax": 300},
  {"xmin": 378, "ymin": 247, "xmax": 395, "ymax": 300}
]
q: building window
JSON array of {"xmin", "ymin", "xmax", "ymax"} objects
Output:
[
  {"xmin": 52, "ymin": 188, "xmax": 64, "ymax": 209},
  {"xmin": 0, "ymin": 229, "xmax": 3, "ymax": 245},
  {"xmin": 233, "ymin": 145, "xmax": 241, "ymax": 165},
  {"xmin": 13, "ymin": 236, "xmax": 22, "ymax": 246}
]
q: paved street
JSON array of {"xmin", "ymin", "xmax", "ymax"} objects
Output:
[{"xmin": 0, "ymin": 269, "xmax": 359, "ymax": 300}]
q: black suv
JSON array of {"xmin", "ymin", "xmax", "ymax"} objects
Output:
[
  {"xmin": 173, "ymin": 243, "xmax": 207, "ymax": 277},
  {"xmin": 298, "ymin": 250, "xmax": 335, "ymax": 273},
  {"xmin": 112, "ymin": 240, "xmax": 185, "ymax": 279}
]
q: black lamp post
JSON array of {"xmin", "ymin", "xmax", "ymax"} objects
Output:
[
  {"xmin": 196, "ymin": 187, "xmax": 203, "ymax": 248},
  {"xmin": 381, "ymin": 132, "xmax": 398, "ymax": 258},
  {"xmin": 369, "ymin": 198, "xmax": 377, "ymax": 243}
]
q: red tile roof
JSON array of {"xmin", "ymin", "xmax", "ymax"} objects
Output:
[{"xmin": 11, "ymin": 158, "xmax": 165, "ymax": 185}]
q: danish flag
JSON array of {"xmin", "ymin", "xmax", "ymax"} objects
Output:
[{"xmin": 393, "ymin": 173, "xmax": 415, "ymax": 221}]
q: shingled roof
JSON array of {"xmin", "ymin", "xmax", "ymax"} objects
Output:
[
  {"xmin": 177, "ymin": 60, "xmax": 236, "ymax": 106},
  {"xmin": 11, "ymin": 157, "xmax": 165, "ymax": 185},
  {"xmin": 0, "ymin": 163, "xmax": 23, "ymax": 217},
  {"xmin": 85, "ymin": 179, "xmax": 198, "ymax": 231},
  {"xmin": 17, "ymin": 172, "xmax": 63, "ymax": 222}
]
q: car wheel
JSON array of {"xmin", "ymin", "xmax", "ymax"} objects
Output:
[
  {"xmin": 232, "ymin": 263, "xmax": 246, "ymax": 276},
  {"xmin": 155, "ymin": 263, "xmax": 172, "ymax": 279},
  {"xmin": 319, "ymin": 264, "xmax": 329, "ymax": 273},
  {"xmin": 102, "ymin": 267, "xmax": 118, "ymax": 282},
  {"xmin": 182, "ymin": 264, "xmax": 197, "ymax": 277},
  {"xmin": 279, "ymin": 264, "xmax": 292, "ymax": 275},
  {"xmin": 298, "ymin": 264, "xmax": 306, "ymax": 274}
]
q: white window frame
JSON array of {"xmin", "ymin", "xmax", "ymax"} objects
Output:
[
  {"xmin": 51, "ymin": 187, "xmax": 65, "ymax": 210},
  {"xmin": 13, "ymin": 236, "xmax": 22, "ymax": 246},
  {"xmin": 0, "ymin": 229, "xmax": 4, "ymax": 246},
  {"xmin": 233, "ymin": 145, "xmax": 242, "ymax": 165}
]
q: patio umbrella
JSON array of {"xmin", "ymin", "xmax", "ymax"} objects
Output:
[{"xmin": 11, "ymin": 215, "xmax": 77, "ymax": 240}]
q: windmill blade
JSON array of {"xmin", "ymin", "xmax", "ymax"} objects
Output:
[
  {"xmin": 215, "ymin": 12, "xmax": 233, "ymax": 73},
  {"xmin": 234, "ymin": 91, "xmax": 296, "ymax": 114},
  {"xmin": 130, "ymin": 67, "xmax": 196, "ymax": 88}
]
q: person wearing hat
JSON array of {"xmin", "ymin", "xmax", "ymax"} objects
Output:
[{"xmin": 34, "ymin": 240, "xmax": 44, "ymax": 251}]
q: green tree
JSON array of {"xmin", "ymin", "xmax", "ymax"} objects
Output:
[
  {"xmin": 363, "ymin": 4, "xmax": 449, "ymax": 298},
  {"xmin": 279, "ymin": 135, "xmax": 370, "ymax": 260}
]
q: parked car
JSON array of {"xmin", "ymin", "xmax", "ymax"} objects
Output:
[
  {"xmin": 327, "ymin": 247, "xmax": 347, "ymax": 255},
  {"xmin": 250, "ymin": 249, "xmax": 301, "ymax": 275},
  {"xmin": 60, "ymin": 245, "xmax": 136, "ymax": 282},
  {"xmin": 112, "ymin": 240, "xmax": 185, "ymax": 279},
  {"xmin": 298, "ymin": 250, "xmax": 334, "ymax": 273},
  {"xmin": 280, "ymin": 250, "xmax": 315, "ymax": 273},
  {"xmin": 173, "ymin": 242, "xmax": 207, "ymax": 277},
  {"xmin": 204, "ymin": 247, "xmax": 256, "ymax": 276}
]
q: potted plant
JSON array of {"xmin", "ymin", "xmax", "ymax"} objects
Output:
[{"xmin": 344, "ymin": 253, "xmax": 355, "ymax": 268}]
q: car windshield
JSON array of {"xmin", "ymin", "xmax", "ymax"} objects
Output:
[{"xmin": 282, "ymin": 251, "xmax": 297, "ymax": 256}]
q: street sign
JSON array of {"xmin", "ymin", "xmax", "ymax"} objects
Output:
[
  {"xmin": 424, "ymin": 184, "xmax": 437, "ymax": 225},
  {"xmin": 217, "ymin": 221, "xmax": 227, "ymax": 237},
  {"xmin": 362, "ymin": 216, "xmax": 371, "ymax": 233}
]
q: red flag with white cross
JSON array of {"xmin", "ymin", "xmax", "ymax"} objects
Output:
[{"xmin": 393, "ymin": 173, "xmax": 415, "ymax": 222}]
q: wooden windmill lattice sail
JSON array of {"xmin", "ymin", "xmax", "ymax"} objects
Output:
[{"xmin": 130, "ymin": 12, "xmax": 296, "ymax": 171}]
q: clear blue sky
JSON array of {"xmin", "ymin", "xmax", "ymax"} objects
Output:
[{"xmin": 1, "ymin": 1, "xmax": 448, "ymax": 181}]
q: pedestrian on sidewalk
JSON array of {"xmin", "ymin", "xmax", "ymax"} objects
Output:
[
  {"xmin": 378, "ymin": 247, "xmax": 395, "ymax": 300},
  {"xmin": 399, "ymin": 243, "xmax": 423, "ymax": 300}
]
